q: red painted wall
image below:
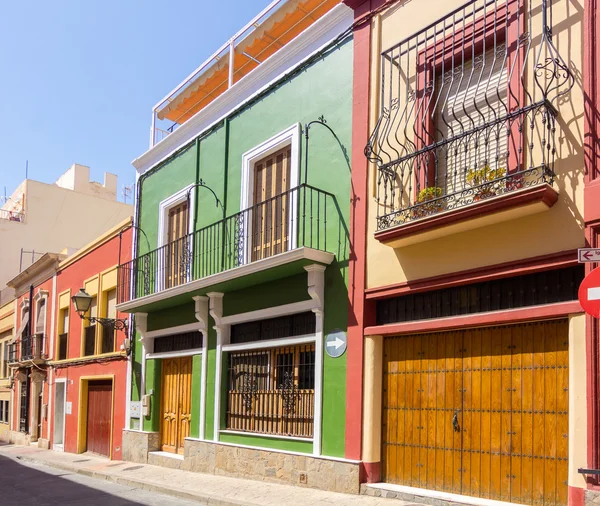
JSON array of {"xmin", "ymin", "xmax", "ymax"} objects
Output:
[
  {"xmin": 12, "ymin": 275, "xmax": 55, "ymax": 438},
  {"xmin": 47, "ymin": 226, "xmax": 132, "ymax": 459}
]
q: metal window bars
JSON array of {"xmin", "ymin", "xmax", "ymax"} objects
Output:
[
  {"xmin": 118, "ymin": 184, "xmax": 337, "ymax": 304},
  {"xmin": 226, "ymin": 344, "xmax": 315, "ymax": 438},
  {"xmin": 365, "ymin": 0, "xmax": 574, "ymax": 230}
]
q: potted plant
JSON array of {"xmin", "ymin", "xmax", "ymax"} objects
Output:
[
  {"xmin": 413, "ymin": 186, "xmax": 445, "ymax": 218},
  {"xmin": 466, "ymin": 165, "xmax": 506, "ymax": 200}
]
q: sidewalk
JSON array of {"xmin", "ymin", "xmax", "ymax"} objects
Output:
[{"xmin": 0, "ymin": 444, "xmax": 415, "ymax": 506}]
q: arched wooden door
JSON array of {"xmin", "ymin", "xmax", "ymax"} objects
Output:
[
  {"xmin": 382, "ymin": 320, "xmax": 569, "ymax": 506},
  {"xmin": 160, "ymin": 356, "xmax": 192, "ymax": 454}
]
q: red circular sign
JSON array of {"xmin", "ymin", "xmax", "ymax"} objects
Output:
[{"xmin": 578, "ymin": 266, "xmax": 600, "ymax": 317}]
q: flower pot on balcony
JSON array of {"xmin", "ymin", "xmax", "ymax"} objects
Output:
[
  {"xmin": 413, "ymin": 187, "xmax": 446, "ymax": 219},
  {"xmin": 466, "ymin": 166, "xmax": 506, "ymax": 201}
]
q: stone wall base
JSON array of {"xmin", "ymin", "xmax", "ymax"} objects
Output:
[
  {"xmin": 37, "ymin": 438, "xmax": 50, "ymax": 450},
  {"xmin": 9, "ymin": 431, "xmax": 30, "ymax": 446},
  {"xmin": 586, "ymin": 489, "xmax": 600, "ymax": 505},
  {"xmin": 122, "ymin": 431, "xmax": 360, "ymax": 494},
  {"xmin": 121, "ymin": 430, "xmax": 160, "ymax": 464}
]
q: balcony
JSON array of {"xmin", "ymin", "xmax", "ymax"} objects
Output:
[
  {"xmin": 8, "ymin": 334, "xmax": 45, "ymax": 365},
  {"xmin": 366, "ymin": 0, "xmax": 574, "ymax": 248},
  {"xmin": 0, "ymin": 209, "xmax": 24, "ymax": 222},
  {"xmin": 118, "ymin": 184, "xmax": 340, "ymax": 310}
]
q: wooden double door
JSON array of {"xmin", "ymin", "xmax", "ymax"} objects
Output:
[
  {"xmin": 382, "ymin": 320, "xmax": 568, "ymax": 506},
  {"xmin": 161, "ymin": 357, "xmax": 192, "ymax": 454},
  {"xmin": 87, "ymin": 380, "xmax": 112, "ymax": 457}
]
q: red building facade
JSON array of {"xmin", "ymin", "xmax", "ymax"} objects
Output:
[{"xmin": 49, "ymin": 218, "xmax": 132, "ymax": 459}]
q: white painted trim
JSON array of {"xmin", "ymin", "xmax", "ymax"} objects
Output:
[
  {"xmin": 116, "ymin": 247, "xmax": 334, "ymax": 313},
  {"xmin": 184, "ymin": 436, "xmax": 361, "ymax": 464},
  {"xmin": 221, "ymin": 300, "xmax": 317, "ymax": 326},
  {"xmin": 364, "ymin": 484, "xmax": 528, "ymax": 506},
  {"xmin": 193, "ymin": 296, "xmax": 209, "ymax": 441},
  {"xmin": 135, "ymin": 312, "xmax": 148, "ymax": 428},
  {"xmin": 132, "ymin": 4, "xmax": 353, "ymax": 174},
  {"xmin": 219, "ymin": 430, "xmax": 312, "ymax": 442},
  {"xmin": 145, "ymin": 349, "xmax": 202, "ymax": 360},
  {"xmin": 240, "ymin": 123, "xmax": 301, "ymax": 262},
  {"xmin": 125, "ymin": 344, "xmax": 132, "ymax": 431},
  {"xmin": 313, "ymin": 309, "xmax": 323, "ymax": 457},
  {"xmin": 148, "ymin": 450, "xmax": 184, "ymax": 461},
  {"xmin": 208, "ymin": 293, "xmax": 226, "ymax": 442},
  {"xmin": 145, "ymin": 322, "xmax": 205, "ymax": 340},
  {"xmin": 222, "ymin": 334, "xmax": 315, "ymax": 353},
  {"xmin": 47, "ymin": 274, "xmax": 57, "ymax": 441}
]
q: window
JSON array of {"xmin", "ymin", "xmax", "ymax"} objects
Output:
[
  {"xmin": 0, "ymin": 333, "xmax": 10, "ymax": 378},
  {"xmin": 434, "ymin": 46, "xmax": 508, "ymax": 196},
  {"xmin": 58, "ymin": 307, "xmax": 69, "ymax": 361},
  {"xmin": 226, "ymin": 344, "xmax": 315, "ymax": 438},
  {"xmin": 251, "ymin": 146, "xmax": 291, "ymax": 261},
  {"xmin": 2, "ymin": 400, "xmax": 7, "ymax": 423},
  {"xmin": 153, "ymin": 331, "xmax": 202, "ymax": 354},
  {"xmin": 35, "ymin": 297, "xmax": 46, "ymax": 338},
  {"xmin": 100, "ymin": 289, "xmax": 117, "ymax": 354},
  {"xmin": 83, "ymin": 297, "xmax": 97, "ymax": 357},
  {"xmin": 0, "ymin": 400, "xmax": 6, "ymax": 423}
]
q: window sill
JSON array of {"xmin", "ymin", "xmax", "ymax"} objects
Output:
[
  {"xmin": 374, "ymin": 184, "xmax": 559, "ymax": 249},
  {"xmin": 49, "ymin": 351, "xmax": 126, "ymax": 366},
  {"xmin": 219, "ymin": 430, "xmax": 313, "ymax": 442}
]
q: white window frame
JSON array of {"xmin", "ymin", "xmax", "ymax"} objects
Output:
[
  {"xmin": 157, "ymin": 184, "xmax": 196, "ymax": 291},
  {"xmin": 239, "ymin": 124, "xmax": 301, "ymax": 265},
  {"xmin": 34, "ymin": 291, "xmax": 49, "ymax": 356}
]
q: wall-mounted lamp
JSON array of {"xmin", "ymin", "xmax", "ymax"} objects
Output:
[{"xmin": 71, "ymin": 288, "xmax": 128, "ymax": 331}]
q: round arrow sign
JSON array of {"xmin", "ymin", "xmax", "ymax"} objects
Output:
[
  {"xmin": 325, "ymin": 329, "xmax": 347, "ymax": 358},
  {"xmin": 578, "ymin": 265, "xmax": 600, "ymax": 318}
]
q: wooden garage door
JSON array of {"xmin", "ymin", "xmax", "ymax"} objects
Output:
[
  {"xmin": 87, "ymin": 380, "xmax": 112, "ymax": 457},
  {"xmin": 160, "ymin": 356, "xmax": 192, "ymax": 455},
  {"xmin": 382, "ymin": 320, "xmax": 568, "ymax": 506}
]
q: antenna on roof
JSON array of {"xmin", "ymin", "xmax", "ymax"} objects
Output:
[
  {"xmin": 25, "ymin": 160, "xmax": 28, "ymax": 179},
  {"xmin": 122, "ymin": 184, "xmax": 133, "ymax": 204}
]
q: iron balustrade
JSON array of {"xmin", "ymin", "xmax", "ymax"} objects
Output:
[
  {"xmin": 7, "ymin": 343, "xmax": 18, "ymax": 363},
  {"xmin": 20, "ymin": 334, "xmax": 43, "ymax": 361},
  {"xmin": 366, "ymin": 0, "xmax": 574, "ymax": 231},
  {"xmin": 118, "ymin": 184, "xmax": 337, "ymax": 304},
  {"xmin": 0, "ymin": 209, "xmax": 24, "ymax": 222}
]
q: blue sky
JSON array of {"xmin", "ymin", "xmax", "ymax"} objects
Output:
[{"xmin": 0, "ymin": 0, "xmax": 272, "ymax": 203}]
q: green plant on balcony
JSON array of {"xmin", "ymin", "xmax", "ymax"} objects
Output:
[
  {"xmin": 466, "ymin": 165, "xmax": 506, "ymax": 200},
  {"xmin": 413, "ymin": 186, "xmax": 445, "ymax": 218}
]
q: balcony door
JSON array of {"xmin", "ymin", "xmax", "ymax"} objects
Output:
[
  {"xmin": 166, "ymin": 200, "xmax": 189, "ymax": 289},
  {"xmin": 251, "ymin": 146, "xmax": 291, "ymax": 262}
]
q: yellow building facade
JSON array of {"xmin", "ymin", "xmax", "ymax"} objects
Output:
[{"xmin": 343, "ymin": 0, "xmax": 595, "ymax": 505}]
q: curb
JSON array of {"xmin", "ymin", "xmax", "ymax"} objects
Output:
[{"xmin": 12, "ymin": 453, "xmax": 257, "ymax": 506}]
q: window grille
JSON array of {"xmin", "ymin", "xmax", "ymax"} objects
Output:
[
  {"xmin": 230, "ymin": 312, "xmax": 316, "ymax": 344},
  {"xmin": 226, "ymin": 344, "xmax": 315, "ymax": 438},
  {"xmin": 366, "ymin": 0, "xmax": 575, "ymax": 230},
  {"xmin": 153, "ymin": 331, "xmax": 202, "ymax": 354},
  {"xmin": 84, "ymin": 325, "xmax": 96, "ymax": 356},
  {"xmin": 58, "ymin": 333, "xmax": 68, "ymax": 361}
]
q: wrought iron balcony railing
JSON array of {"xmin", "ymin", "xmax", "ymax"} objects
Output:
[
  {"xmin": 118, "ymin": 184, "xmax": 338, "ymax": 305},
  {"xmin": 366, "ymin": 0, "xmax": 574, "ymax": 231},
  {"xmin": 20, "ymin": 334, "xmax": 44, "ymax": 361},
  {"xmin": 7, "ymin": 343, "xmax": 18, "ymax": 364}
]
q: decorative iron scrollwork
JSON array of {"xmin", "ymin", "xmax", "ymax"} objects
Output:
[
  {"xmin": 280, "ymin": 370, "xmax": 299, "ymax": 415},
  {"xmin": 241, "ymin": 372, "xmax": 257, "ymax": 411}
]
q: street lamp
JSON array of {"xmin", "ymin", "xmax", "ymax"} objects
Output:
[{"xmin": 71, "ymin": 288, "xmax": 128, "ymax": 331}]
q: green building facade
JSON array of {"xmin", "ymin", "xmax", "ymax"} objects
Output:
[{"xmin": 118, "ymin": 6, "xmax": 361, "ymax": 492}]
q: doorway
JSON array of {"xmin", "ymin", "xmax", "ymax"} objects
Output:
[
  {"xmin": 85, "ymin": 380, "xmax": 112, "ymax": 457},
  {"xmin": 160, "ymin": 356, "xmax": 192, "ymax": 454},
  {"xmin": 53, "ymin": 381, "xmax": 65, "ymax": 448}
]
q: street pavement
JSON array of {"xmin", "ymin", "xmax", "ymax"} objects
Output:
[
  {"xmin": 0, "ymin": 453, "xmax": 201, "ymax": 506},
  {"xmin": 0, "ymin": 443, "xmax": 417, "ymax": 506}
]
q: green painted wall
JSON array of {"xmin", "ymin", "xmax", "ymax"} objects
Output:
[
  {"xmin": 143, "ymin": 358, "xmax": 162, "ymax": 432},
  {"xmin": 132, "ymin": 35, "xmax": 352, "ymax": 457},
  {"xmin": 219, "ymin": 432, "xmax": 313, "ymax": 453},
  {"xmin": 189, "ymin": 354, "xmax": 202, "ymax": 439}
]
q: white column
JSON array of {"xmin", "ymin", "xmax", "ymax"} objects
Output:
[
  {"xmin": 135, "ymin": 313, "xmax": 148, "ymax": 432},
  {"xmin": 208, "ymin": 292, "xmax": 225, "ymax": 441},
  {"xmin": 193, "ymin": 296, "xmax": 209, "ymax": 440}
]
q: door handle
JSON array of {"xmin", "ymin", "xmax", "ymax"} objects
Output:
[{"xmin": 452, "ymin": 410, "xmax": 461, "ymax": 433}]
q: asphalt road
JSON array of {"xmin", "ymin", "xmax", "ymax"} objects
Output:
[{"xmin": 0, "ymin": 454, "xmax": 202, "ymax": 506}]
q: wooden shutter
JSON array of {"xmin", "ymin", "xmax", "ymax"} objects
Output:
[
  {"xmin": 252, "ymin": 146, "xmax": 291, "ymax": 261},
  {"xmin": 35, "ymin": 299, "xmax": 46, "ymax": 334},
  {"xmin": 166, "ymin": 201, "xmax": 189, "ymax": 288}
]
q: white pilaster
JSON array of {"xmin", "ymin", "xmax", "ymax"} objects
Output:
[{"xmin": 193, "ymin": 296, "xmax": 209, "ymax": 440}]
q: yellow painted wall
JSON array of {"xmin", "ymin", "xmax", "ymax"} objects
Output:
[
  {"xmin": 0, "ymin": 175, "xmax": 132, "ymax": 289},
  {"xmin": 365, "ymin": 0, "xmax": 584, "ymax": 289}
]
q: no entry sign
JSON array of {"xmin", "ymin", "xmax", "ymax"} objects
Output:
[{"xmin": 578, "ymin": 266, "xmax": 600, "ymax": 317}]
